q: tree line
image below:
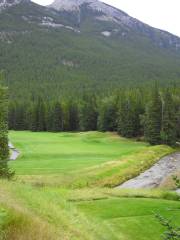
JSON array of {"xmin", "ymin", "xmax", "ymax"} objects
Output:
[{"xmin": 8, "ymin": 87, "xmax": 180, "ymax": 146}]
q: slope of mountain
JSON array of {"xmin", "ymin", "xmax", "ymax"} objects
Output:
[{"xmin": 0, "ymin": 0, "xmax": 180, "ymax": 100}]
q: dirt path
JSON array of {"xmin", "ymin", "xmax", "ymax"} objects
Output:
[
  {"xmin": 9, "ymin": 142, "xmax": 20, "ymax": 161},
  {"xmin": 118, "ymin": 153, "xmax": 180, "ymax": 189}
]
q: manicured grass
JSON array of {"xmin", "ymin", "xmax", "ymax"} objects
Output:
[
  {"xmin": 76, "ymin": 198, "xmax": 180, "ymax": 240},
  {"xmin": 9, "ymin": 131, "xmax": 175, "ymax": 189},
  {"xmin": 9, "ymin": 131, "xmax": 147, "ymax": 175}
]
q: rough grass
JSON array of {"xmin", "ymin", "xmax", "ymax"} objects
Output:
[
  {"xmin": 0, "ymin": 181, "xmax": 180, "ymax": 240},
  {"xmin": 0, "ymin": 207, "xmax": 55, "ymax": 240}
]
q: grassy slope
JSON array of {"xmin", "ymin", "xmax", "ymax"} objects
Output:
[{"xmin": 0, "ymin": 131, "xmax": 179, "ymax": 240}]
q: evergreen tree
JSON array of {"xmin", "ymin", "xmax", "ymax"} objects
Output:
[
  {"xmin": 68, "ymin": 102, "xmax": 79, "ymax": 131},
  {"xmin": 51, "ymin": 102, "xmax": 63, "ymax": 132},
  {"xmin": 31, "ymin": 98, "xmax": 46, "ymax": 131},
  {"xmin": 46, "ymin": 103, "xmax": 53, "ymax": 132},
  {"xmin": 13, "ymin": 103, "xmax": 27, "ymax": 130},
  {"xmin": 143, "ymin": 88, "xmax": 162, "ymax": 145},
  {"xmin": 117, "ymin": 98, "xmax": 134, "ymax": 137},
  {"xmin": 8, "ymin": 102, "xmax": 16, "ymax": 130},
  {"xmin": 161, "ymin": 90, "xmax": 177, "ymax": 146},
  {"xmin": 0, "ymin": 75, "xmax": 13, "ymax": 178},
  {"xmin": 98, "ymin": 97, "xmax": 117, "ymax": 132},
  {"xmin": 174, "ymin": 97, "xmax": 180, "ymax": 141},
  {"xmin": 117, "ymin": 92, "xmax": 143, "ymax": 138},
  {"xmin": 80, "ymin": 95, "xmax": 98, "ymax": 131}
]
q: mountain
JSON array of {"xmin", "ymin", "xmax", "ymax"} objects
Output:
[
  {"xmin": 0, "ymin": 0, "xmax": 22, "ymax": 10},
  {"xmin": 0, "ymin": 0, "xmax": 180, "ymax": 101}
]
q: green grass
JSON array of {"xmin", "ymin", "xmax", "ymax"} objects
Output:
[
  {"xmin": 9, "ymin": 131, "xmax": 175, "ymax": 188},
  {"xmin": 1, "ymin": 131, "xmax": 178, "ymax": 240},
  {"xmin": 9, "ymin": 131, "xmax": 148, "ymax": 175},
  {"xmin": 0, "ymin": 181, "xmax": 180, "ymax": 240},
  {"xmin": 76, "ymin": 198, "xmax": 180, "ymax": 240}
]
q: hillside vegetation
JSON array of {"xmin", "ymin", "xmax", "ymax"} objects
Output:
[{"xmin": 0, "ymin": 1, "xmax": 180, "ymax": 102}]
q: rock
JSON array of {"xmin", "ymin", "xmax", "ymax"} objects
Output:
[{"xmin": 117, "ymin": 153, "xmax": 180, "ymax": 189}]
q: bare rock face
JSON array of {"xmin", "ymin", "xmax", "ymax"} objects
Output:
[
  {"xmin": 49, "ymin": 0, "xmax": 132, "ymax": 25},
  {"xmin": 49, "ymin": 0, "xmax": 90, "ymax": 11},
  {"xmin": 48, "ymin": 0, "xmax": 180, "ymax": 50},
  {"xmin": 0, "ymin": 0, "xmax": 28, "ymax": 10}
]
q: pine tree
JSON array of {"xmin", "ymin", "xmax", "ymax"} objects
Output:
[
  {"xmin": 80, "ymin": 95, "xmax": 98, "ymax": 131},
  {"xmin": 0, "ymin": 76, "xmax": 13, "ymax": 178},
  {"xmin": 8, "ymin": 102, "xmax": 16, "ymax": 130},
  {"xmin": 117, "ymin": 98, "xmax": 134, "ymax": 137},
  {"xmin": 174, "ymin": 97, "xmax": 180, "ymax": 141},
  {"xmin": 52, "ymin": 102, "xmax": 63, "ymax": 132},
  {"xmin": 143, "ymin": 88, "xmax": 162, "ymax": 145},
  {"xmin": 68, "ymin": 102, "xmax": 79, "ymax": 131},
  {"xmin": 46, "ymin": 103, "xmax": 53, "ymax": 132},
  {"xmin": 161, "ymin": 90, "xmax": 177, "ymax": 146},
  {"xmin": 98, "ymin": 97, "xmax": 117, "ymax": 132},
  {"xmin": 31, "ymin": 98, "xmax": 46, "ymax": 131}
]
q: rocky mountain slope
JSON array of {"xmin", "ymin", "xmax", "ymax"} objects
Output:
[{"xmin": 0, "ymin": 0, "xmax": 180, "ymax": 100}]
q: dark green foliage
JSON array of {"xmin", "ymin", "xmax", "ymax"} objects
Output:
[
  {"xmin": 31, "ymin": 98, "xmax": 46, "ymax": 132},
  {"xmin": 0, "ymin": 2, "xmax": 180, "ymax": 103},
  {"xmin": 51, "ymin": 102, "xmax": 63, "ymax": 132},
  {"xmin": 143, "ymin": 88, "xmax": 162, "ymax": 145},
  {"xmin": 0, "ymin": 74, "xmax": 13, "ymax": 178},
  {"xmin": 172, "ymin": 176, "xmax": 180, "ymax": 188},
  {"xmin": 98, "ymin": 97, "xmax": 117, "ymax": 132},
  {"xmin": 156, "ymin": 214, "xmax": 180, "ymax": 240},
  {"xmin": 0, "ymin": 86, "xmax": 9, "ymax": 160},
  {"xmin": 80, "ymin": 95, "xmax": 98, "ymax": 131},
  {"xmin": 161, "ymin": 90, "xmax": 177, "ymax": 146},
  {"xmin": 67, "ymin": 102, "xmax": 79, "ymax": 131},
  {"xmin": 8, "ymin": 102, "xmax": 27, "ymax": 130},
  {"xmin": 174, "ymin": 98, "xmax": 180, "ymax": 140},
  {"xmin": 8, "ymin": 87, "xmax": 180, "ymax": 146},
  {"xmin": 117, "ymin": 92, "xmax": 144, "ymax": 138},
  {"xmin": 118, "ymin": 98, "xmax": 134, "ymax": 137}
]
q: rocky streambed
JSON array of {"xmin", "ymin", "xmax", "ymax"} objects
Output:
[
  {"xmin": 118, "ymin": 153, "xmax": 180, "ymax": 189},
  {"xmin": 9, "ymin": 142, "xmax": 20, "ymax": 161}
]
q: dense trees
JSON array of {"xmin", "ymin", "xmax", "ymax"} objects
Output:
[
  {"xmin": 8, "ymin": 87, "xmax": 180, "ymax": 146},
  {"xmin": 117, "ymin": 92, "xmax": 143, "ymax": 138}
]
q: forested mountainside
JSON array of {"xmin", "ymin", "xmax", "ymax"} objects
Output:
[{"xmin": 0, "ymin": 0, "xmax": 180, "ymax": 101}]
